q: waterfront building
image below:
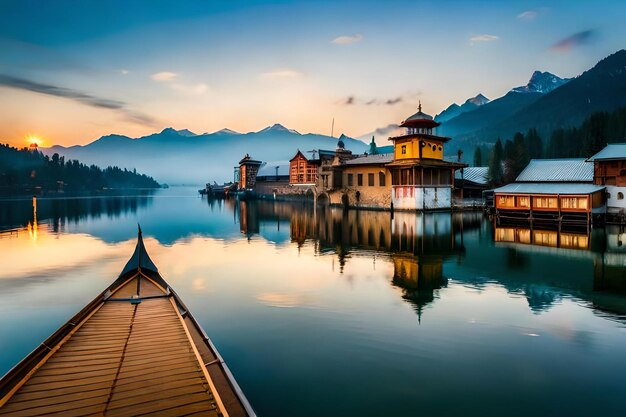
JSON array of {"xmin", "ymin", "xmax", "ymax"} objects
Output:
[
  {"xmin": 289, "ymin": 150, "xmax": 319, "ymax": 185},
  {"xmin": 386, "ymin": 104, "xmax": 466, "ymax": 210},
  {"xmin": 254, "ymin": 161, "xmax": 290, "ymax": 195},
  {"xmin": 455, "ymin": 166, "xmax": 489, "ymax": 199},
  {"xmin": 334, "ymin": 153, "xmax": 394, "ymax": 207},
  {"xmin": 588, "ymin": 143, "xmax": 626, "ymax": 214},
  {"xmin": 238, "ymin": 154, "xmax": 262, "ymax": 190},
  {"xmin": 493, "ymin": 158, "xmax": 605, "ymax": 225}
]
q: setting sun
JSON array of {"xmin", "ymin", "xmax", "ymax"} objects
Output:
[{"xmin": 26, "ymin": 135, "xmax": 42, "ymax": 147}]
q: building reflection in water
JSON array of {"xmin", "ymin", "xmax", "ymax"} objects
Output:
[
  {"xmin": 234, "ymin": 199, "xmax": 626, "ymax": 322},
  {"xmin": 236, "ymin": 200, "xmax": 479, "ymax": 320}
]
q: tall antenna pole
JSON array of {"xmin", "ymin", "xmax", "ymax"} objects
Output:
[{"xmin": 331, "ymin": 117, "xmax": 335, "ymax": 138}]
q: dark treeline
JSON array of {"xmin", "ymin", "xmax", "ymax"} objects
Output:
[
  {"xmin": 0, "ymin": 144, "xmax": 160, "ymax": 195},
  {"xmin": 479, "ymin": 106, "xmax": 626, "ymax": 184}
]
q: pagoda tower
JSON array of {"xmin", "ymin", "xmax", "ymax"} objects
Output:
[{"xmin": 386, "ymin": 103, "xmax": 466, "ymax": 210}]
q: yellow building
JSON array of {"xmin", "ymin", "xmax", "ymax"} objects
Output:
[{"xmin": 387, "ymin": 104, "xmax": 466, "ymax": 210}]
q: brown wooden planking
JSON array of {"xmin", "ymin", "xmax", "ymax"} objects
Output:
[
  {"xmin": 106, "ymin": 392, "xmax": 219, "ymax": 417},
  {"xmin": 0, "ymin": 392, "xmax": 109, "ymax": 416},
  {"xmin": 6, "ymin": 380, "xmax": 113, "ymax": 403},
  {"xmin": 0, "ymin": 273, "xmax": 235, "ymax": 417},
  {"xmin": 108, "ymin": 377, "xmax": 212, "ymax": 401},
  {"xmin": 1, "ymin": 387, "xmax": 110, "ymax": 412}
]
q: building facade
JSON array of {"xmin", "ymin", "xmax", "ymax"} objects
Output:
[
  {"xmin": 589, "ymin": 143, "xmax": 626, "ymax": 214},
  {"xmin": 493, "ymin": 158, "xmax": 605, "ymax": 225},
  {"xmin": 386, "ymin": 104, "xmax": 466, "ymax": 210},
  {"xmin": 238, "ymin": 154, "xmax": 262, "ymax": 190}
]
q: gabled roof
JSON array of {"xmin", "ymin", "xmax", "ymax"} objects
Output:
[
  {"xmin": 587, "ymin": 143, "xmax": 626, "ymax": 161},
  {"xmin": 455, "ymin": 167, "xmax": 489, "ymax": 185},
  {"xmin": 516, "ymin": 159, "xmax": 593, "ymax": 182},
  {"xmin": 289, "ymin": 150, "xmax": 308, "ymax": 162}
]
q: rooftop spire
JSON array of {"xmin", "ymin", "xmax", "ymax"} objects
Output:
[{"xmin": 418, "ymin": 101, "xmax": 422, "ymax": 113}]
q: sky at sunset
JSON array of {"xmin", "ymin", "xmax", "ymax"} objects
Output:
[{"xmin": 1, "ymin": 0, "xmax": 626, "ymax": 147}]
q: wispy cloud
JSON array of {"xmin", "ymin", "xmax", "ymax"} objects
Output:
[
  {"xmin": 119, "ymin": 69, "xmax": 129, "ymax": 75},
  {"xmin": 259, "ymin": 69, "xmax": 303, "ymax": 79},
  {"xmin": 170, "ymin": 83, "xmax": 208, "ymax": 95},
  {"xmin": 342, "ymin": 96, "xmax": 403, "ymax": 106},
  {"xmin": 517, "ymin": 10, "xmax": 537, "ymax": 20},
  {"xmin": 470, "ymin": 34, "xmax": 499, "ymax": 42},
  {"xmin": 385, "ymin": 97, "xmax": 402, "ymax": 105},
  {"xmin": 550, "ymin": 30, "xmax": 596, "ymax": 53},
  {"xmin": 331, "ymin": 34, "xmax": 363, "ymax": 45},
  {"xmin": 0, "ymin": 74, "xmax": 156, "ymax": 126},
  {"xmin": 151, "ymin": 71, "xmax": 177, "ymax": 81}
]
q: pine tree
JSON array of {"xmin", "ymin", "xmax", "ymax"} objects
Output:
[
  {"xmin": 488, "ymin": 138, "xmax": 503, "ymax": 184},
  {"xmin": 473, "ymin": 146, "xmax": 482, "ymax": 167}
]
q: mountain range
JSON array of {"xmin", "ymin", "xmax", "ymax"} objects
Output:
[
  {"xmin": 42, "ymin": 49, "xmax": 626, "ymax": 181},
  {"xmin": 43, "ymin": 124, "xmax": 367, "ymax": 184},
  {"xmin": 436, "ymin": 50, "xmax": 626, "ymax": 155}
]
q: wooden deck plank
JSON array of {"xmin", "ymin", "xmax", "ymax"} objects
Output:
[
  {"xmin": 0, "ymin": 274, "xmax": 229, "ymax": 417},
  {"xmin": 0, "ymin": 392, "xmax": 108, "ymax": 416},
  {"xmin": 1, "ymin": 387, "xmax": 110, "ymax": 412},
  {"xmin": 106, "ymin": 393, "xmax": 215, "ymax": 417},
  {"xmin": 6, "ymin": 380, "xmax": 113, "ymax": 402}
]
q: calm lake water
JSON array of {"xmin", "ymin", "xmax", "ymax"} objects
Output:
[{"xmin": 1, "ymin": 187, "xmax": 626, "ymax": 416}]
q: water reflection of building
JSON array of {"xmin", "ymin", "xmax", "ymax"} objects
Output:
[
  {"xmin": 494, "ymin": 227, "xmax": 590, "ymax": 250},
  {"xmin": 230, "ymin": 199, "xmax": 626, "ymax": 323}
]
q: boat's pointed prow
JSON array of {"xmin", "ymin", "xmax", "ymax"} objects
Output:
[{"xmin": 119, "ymin": 226, "xmax": 159, "ymax": 277}]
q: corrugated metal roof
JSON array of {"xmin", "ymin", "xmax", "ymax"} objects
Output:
[
  {"xmin": 344, "ymin": 153, "xmax": 394, "ymax": 165},
  {"xmin": 587, "ymin": 143, "xmax": 626, "ymax": 161},
  {"xmin": 493, "ymin": 182, "xmax": 604, "ymax": 195},
  {"xmin": 515, "ymin": 159, "xmax": 593, "ymax": 182},
  {"xmin": 455, "ymin": 167, "xmax": 489, "ymax": 185},
  {"xmin": 257, "ymin": 161, "xmax": 290, "ymax": 177}
]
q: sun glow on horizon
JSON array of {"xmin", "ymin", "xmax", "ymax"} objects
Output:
[{"xmin": 26, "ymin": 135, "xmax": 43, "ymax": 147}]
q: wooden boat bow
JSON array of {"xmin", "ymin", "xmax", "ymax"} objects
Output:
[{"xmin": 0, "ymin": 227, "xmax": 256, "ymax": 417}]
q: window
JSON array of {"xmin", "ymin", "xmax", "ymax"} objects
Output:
[
  {"xmin": 347, "ymin": 173, "xmax": 353, "ymax": 186},
  {"xmin": 619, "ymin": 192, "xmax": 624, "ymax": 200},
  {"xmin": 379, "ymin": 172, "xmax": 386, "ymax": 187},
  {"xmin": 534, "ymin": 197, "xmax": 558, "ymax": 209},
  {"xmin": 440, "ymin": 169, "xmax": 451, "ymax": 185},
  {"xmin": 561, "ymin": 197, "xmax": 587, "ymax": 210},
  {"xmin": 401, "ymin": 145, "xmax": 407, "ymax": 155},
  {"xmin": 517, "ymin": 196, "xmax": 530, "ymax": 208},
  {"xmin": 357, "ymin": 173, "xmax": 363, "ymax": 186},
  {"xmin": 498, "ymin": 195, "xmax": 515, "ymax": 208},
  {"xmin": 368, "ymin": 173, "xmax": 374, "ymax": 186}
]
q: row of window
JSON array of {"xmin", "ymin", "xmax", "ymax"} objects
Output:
[
  {"xmin": 391, "ymin": 168, "xmax": 452, "ymax": 186},
  {"xmin": 498, "ymin": 195, "xmax": 589, "ymax": 210},
  {"xmin": 347, "ymin": 172, "xmax": 386, "ymax": 187}
]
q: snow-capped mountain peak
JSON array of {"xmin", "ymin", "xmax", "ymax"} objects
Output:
[
  {"xmin": 212, "ymin": 128, "xmax": 240, "ymax": 135},
  {"xmin": 258, "ymin": 124, "xmax": 301, "ymax": 135},
  {"xmin": 511, "ymin": 71, "xmax": 571, "ymax": 94},
  {"xmin": 159, "ymin": 127, "xmax": 197, "ymax": 136},
  {"xmin": 435, "ymin": 94, "xmax": 489, "ymax": 123},
  {"xmin": 465, "ymin": 93, "xmax": 490, "ymax": 106},
  {"xmin": 176, "ymin": 129, "xmax": 197, "ymax": 137}
]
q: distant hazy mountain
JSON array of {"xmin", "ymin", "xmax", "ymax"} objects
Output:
[
  {"xmin": 435, "ymin": 94, "xmax": 490, "ymax": 123},
  {"xmin": 43, "ymin": 124, "xmax": 368, "ymax": 184}
]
